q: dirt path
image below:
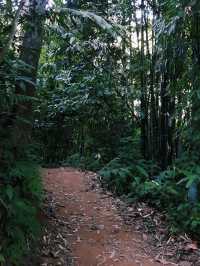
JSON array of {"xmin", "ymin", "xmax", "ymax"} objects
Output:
[{"xmin": 41, "ymin": 167, "xmax": 167, "ymax": 266}]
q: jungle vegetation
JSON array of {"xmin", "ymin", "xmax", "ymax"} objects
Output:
[{"xmin": 1, "ymin": 0, "xmax": 200, "ymax": 264}]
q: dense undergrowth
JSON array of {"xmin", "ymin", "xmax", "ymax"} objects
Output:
[
  {"xmin": 0, "ymin": 58, "xmax": 43, "ymax": 265},
  {"xmin": 0, "ymin": 160, "xmax": 42, "ymax": 265},
  {"xmin": 99, "ymin": 154, "xmax": 200, "ymax": 239}
]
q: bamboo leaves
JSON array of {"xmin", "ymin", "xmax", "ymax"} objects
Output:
[{"xmin": 54, "ymin": 7, "xmax": 120, "ymax": 38}]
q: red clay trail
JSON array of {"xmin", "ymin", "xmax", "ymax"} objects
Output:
[{"xmin": 43, "ymin": 167, "xmax": 164, "ymax": 266}]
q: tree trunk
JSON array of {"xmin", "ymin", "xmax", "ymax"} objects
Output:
[
  {"xmin": 190, "ymin": 5, "xmax": 200, "ymax": 154},
  {"xmin": 160, "ymin": 70, "xmax": 169, "ymax": 170},
  {"xmin": 140, "ymin": 0, "xmax": 148, "ymax": 159},
  {"xmin": 13, "ymin": 0, "xmax": 47, "ymax": 155}
]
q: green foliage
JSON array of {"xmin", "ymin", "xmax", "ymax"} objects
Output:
[
  {"xmin": 0, "ymin": 29, "xmax": 43, "ymax": 265},
  {"xmin": 99, "ymin": 153, "xmax": 200, "ymax": 238},
  {"xmin": 99, "ymin": 152, "xmax": 154, "ymax": 194},
  {"xmin": 0, "ymin": 161, "xmax": 42, "ymax": 265},
  {"xmin": 63, "ymin": 153, "xmax": 103, "ymax": 171},
  {"xmin": 36, "ymin": 1, "xmax": 133, "ymax": 165}
]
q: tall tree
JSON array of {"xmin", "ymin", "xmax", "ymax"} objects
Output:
[{"xmin": 13, "ymin": 0, "xmax": 47, "ymax": 155}]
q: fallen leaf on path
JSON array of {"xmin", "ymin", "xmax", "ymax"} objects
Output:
[
  {"xmin": 142, "ymin": 233, "xmax": 148, "ymax": 241},
  {"xmin": 179, "ymin": 261, "xmax": 192, "ymax": 266},
  {"xmin": 109, "ymin": 250, "xmax": 116, "ymax": 259},
  {"xmin": 155, "ymin": 255, "xmax": 177, "ymax": 265},
  {"xmin": 50, "ymin": 250, "xmax": 60, "ymax": 258},
  {"xmin": 77, "ymin": 236, "xmax": 81, "ymax": 242},
  {"xmin": 185, "ymin": 242, "xmax": 198, "ymax": 251}
]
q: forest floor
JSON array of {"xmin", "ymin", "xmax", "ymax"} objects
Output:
[{"xmin": 35, "ymin": 167, "xmax": 200, "ymax": 266}]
